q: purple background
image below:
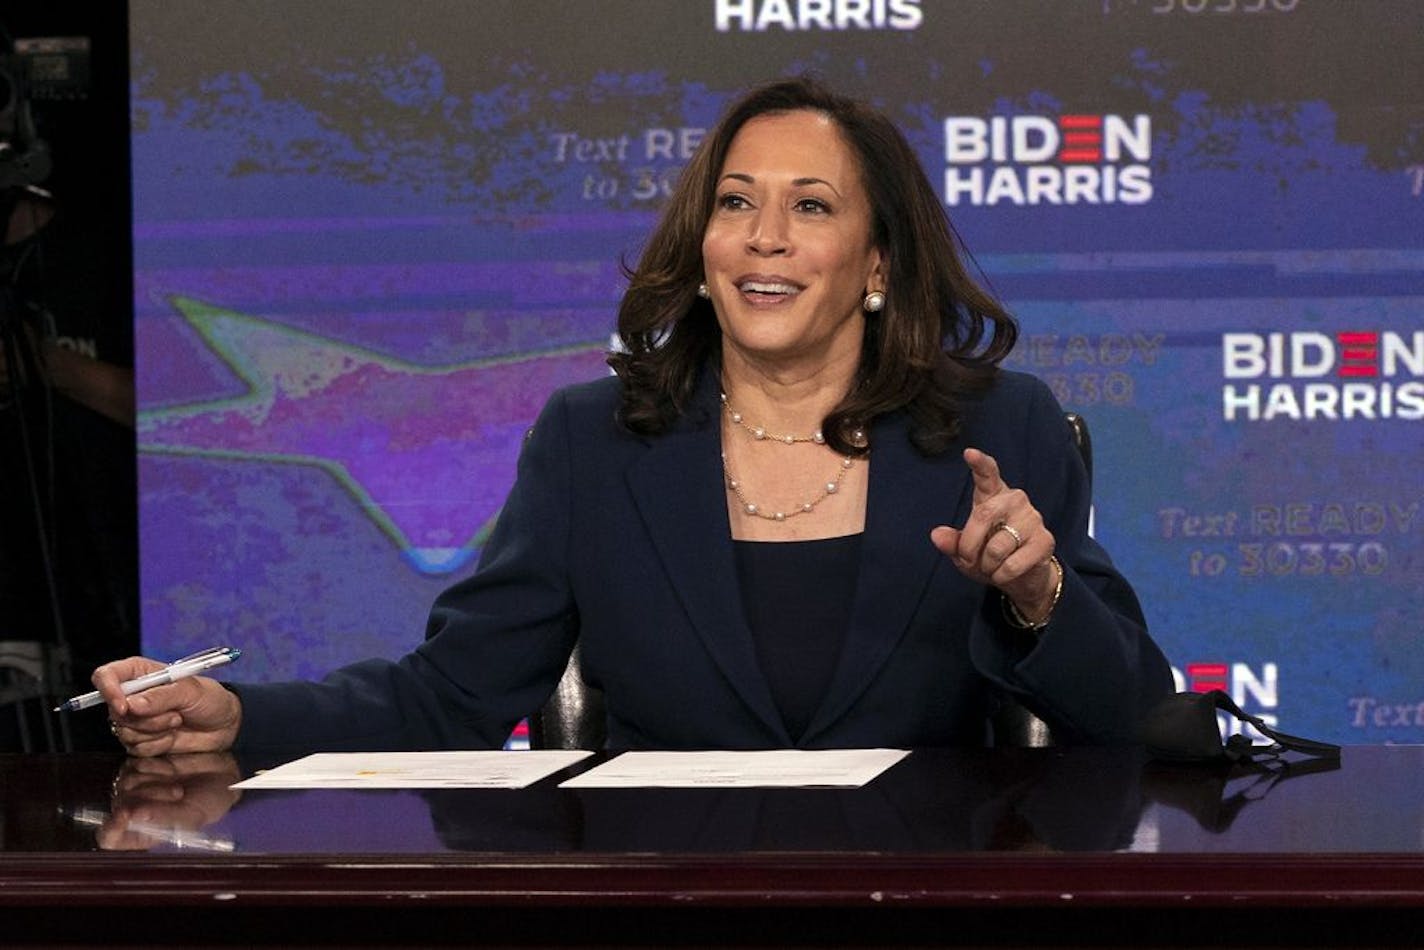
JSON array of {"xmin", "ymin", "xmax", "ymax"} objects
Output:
[{"xmin": 130, "ymin": 1, "xmax": 1424, "ymax": 745}]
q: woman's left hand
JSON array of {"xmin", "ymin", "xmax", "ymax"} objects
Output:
[{"xmin": 930, "ymin": 447, "xmax": 1059, "ymax": 621}]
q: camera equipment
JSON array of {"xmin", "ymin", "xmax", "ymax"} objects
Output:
[
  {"xmin": 0, "ymin": 33, "xmax": 91, "ymax": 750},
  {"xmin": 0, "ymin": 35, "xmax": 90, "ymax": 192}
]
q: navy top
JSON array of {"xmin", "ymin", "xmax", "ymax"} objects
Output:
[
  {"xmin": 232, "ymin": 370, "xmax": 1173, "ymax": 755},
  {"xmin": 733, "ymin": 534, "xmax": 863, "ymax": 742}
]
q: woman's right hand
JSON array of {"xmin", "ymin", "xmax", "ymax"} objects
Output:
[
  {"xmin": 96, "ymin": 752, "xmax": 242, "ymax": 851},
  {"xmin": 92, "ymin": 657, "xmax": 243, "ymax": 757}
]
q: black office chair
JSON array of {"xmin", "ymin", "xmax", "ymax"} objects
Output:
[
  {"xmin": 529, "ymin": 413, "xmax": 1093, "ymax": 751},
  {"xmin": 527, "ymin": 641, "xmax": 606, "ymax": 751},
  {"xmin": 1065, "ymin": 411, "xmax": 1092, "ymax": 488}
]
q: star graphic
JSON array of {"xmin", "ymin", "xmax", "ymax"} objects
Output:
[{"xmin": 138, "ymin": 296, "xmax": 609, "ymax": 575}]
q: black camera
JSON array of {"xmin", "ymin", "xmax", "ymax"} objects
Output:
[{"xmin": 0, "ymin": 36, "xmax": 89, "ymax": 191}]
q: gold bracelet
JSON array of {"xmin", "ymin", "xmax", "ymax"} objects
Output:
[{"xmin": 1002, "ymin": 555, "xmax": 1064, "ymax": 632}]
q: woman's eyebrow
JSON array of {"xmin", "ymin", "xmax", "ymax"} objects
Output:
[{"xmin": 718, "ymin": 172, "xmax": 843, "ymax": 196}]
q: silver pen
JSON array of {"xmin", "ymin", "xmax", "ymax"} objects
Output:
[{"xmin": 53, "ymin": 646, "xmax": 242, "ymax": 713}]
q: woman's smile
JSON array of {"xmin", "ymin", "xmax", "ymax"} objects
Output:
[{"xmin": 735, "ymin": 274, "xmax": 805, "ymax": 306}]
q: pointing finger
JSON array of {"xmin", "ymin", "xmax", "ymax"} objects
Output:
[{"xmin": 963, "ymin": 448, "xmax": 1008, "ymax": 501}]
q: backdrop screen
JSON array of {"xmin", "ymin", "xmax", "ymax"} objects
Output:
[{"xmin": 130, "ymin": 0, "xmax": 1424, "ymax": 744}]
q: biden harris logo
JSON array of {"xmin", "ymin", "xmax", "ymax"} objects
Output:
[
  {"xmin": 1173, "ymin": 662, "xmax": 1280, "ymax": 739},
  {"xmin": 942, "ymin": 114, "xmax": 1153, "ymax": 206},
  {"xmin": 714, "ymin": 0, "xmax": 922, "ymax": 31},
  {"xmin": 1222, "ymin": 332, "xmax": 1424, "ymax": 422}
]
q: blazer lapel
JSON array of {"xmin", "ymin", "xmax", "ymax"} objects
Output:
[
  {"xmin": 625, "ymin": 384, "xmax": 792, "ymax": 744},
  {"xmin": 802, "ymin": 412, "xmax": 971, "ymax": 742}
]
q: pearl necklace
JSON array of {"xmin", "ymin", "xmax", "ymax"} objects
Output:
[
  {"xmin": 717, "ymin": 391, "xmax": 866, "ymax": 521},
  {"xmin": 721, "ymin": 452, "xmax": 855, "ymax": 522},
  {"xmin": 719, "ymin": 392, "xmax": 824, "ymax": 444}
]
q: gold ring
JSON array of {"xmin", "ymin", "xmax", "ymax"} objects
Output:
[
  {"xmin": 993, "ymin": 521, "xmax": 1024, "ymax": 551},
  {"xmin": 109, "ymin": 720, "xmax": 120, "ymax": 736}
]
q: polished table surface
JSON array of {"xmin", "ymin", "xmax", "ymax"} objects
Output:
[{"xmin": 3, "ymin": 745, "xmax": 1422, "ymax": 946}]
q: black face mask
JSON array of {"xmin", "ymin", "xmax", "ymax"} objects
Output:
[{"xmin": 1138, "ymin": 689, "xmax": 1341, "ymax": 764}]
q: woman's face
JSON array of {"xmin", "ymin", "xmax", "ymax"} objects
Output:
[{"xmin": 701, "ymin": 109, "xmax": 884, "ymax": 374}]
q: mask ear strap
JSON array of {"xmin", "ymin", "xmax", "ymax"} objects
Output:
[
  {"xmin": 1209, "ymin": 691, "xmax": 1341, "ymax": 759},
  {"xmin": 1222, "ymin": 732, "xmax": 1263, "ymax": 762}
]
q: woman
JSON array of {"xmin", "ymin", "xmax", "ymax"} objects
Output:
[{"xmin": 96, "ymin": 77, "xmax": 1172, "ymax": 756}]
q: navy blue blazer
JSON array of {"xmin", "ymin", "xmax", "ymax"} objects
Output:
[{"xmin": 235, "ymin": 369, "xmax": 1172, "ymax": 753}]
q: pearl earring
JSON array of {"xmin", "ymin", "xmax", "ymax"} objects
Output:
[
  {"xmin": 697, "ymin": 282, "xmax": 710, "ymax": 298},
  {"xmin": 863, "ymin": 290, "xmax": 886, "ymax": 313}
]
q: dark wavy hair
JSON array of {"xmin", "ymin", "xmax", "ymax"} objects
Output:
[{"xmin": 606, "ymin": 76, "xmax": 1018, "ymax": 456}]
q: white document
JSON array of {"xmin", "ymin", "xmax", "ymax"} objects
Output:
[
  {"xmin": 231, "ymin": 750, "xmax": 592, "ymax": 789},
  {"xmin": 558, "ymin": 748, "xmax": 909, "ymax": 789}
]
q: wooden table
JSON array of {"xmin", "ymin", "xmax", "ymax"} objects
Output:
[{"xmin": 3, "ymin": 746, "xmax": 1421, "ymax": 946}]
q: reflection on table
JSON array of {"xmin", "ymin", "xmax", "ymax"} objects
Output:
[{"xmin": 3, "ymin": 747, "xmax": 1421, "ymax": 948}]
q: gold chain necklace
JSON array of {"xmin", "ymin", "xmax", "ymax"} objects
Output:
[
  {"xmin": 720, "ymin": 452, "xmax": 855, "ymax": 522},
  {"xmin": 719, "ymin": 392, "xmax": 825, "ymax": 444},
  {"xmin": 717, "ymin": 391, "xmax": 867, "ymax": 521}
]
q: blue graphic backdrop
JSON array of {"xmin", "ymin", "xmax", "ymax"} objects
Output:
[{"xmin": 129, "ymin": 0, "xmax": 1424, "ymax": 744}]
